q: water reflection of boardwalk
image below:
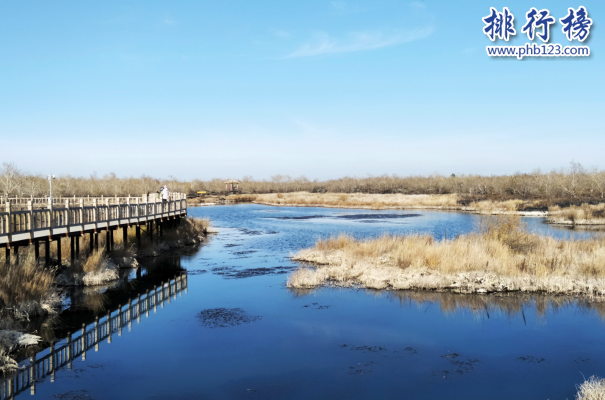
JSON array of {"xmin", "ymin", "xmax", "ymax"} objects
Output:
[{"xmin": 0, "ymin": 275, "xmax": 188, "ymax": 400}]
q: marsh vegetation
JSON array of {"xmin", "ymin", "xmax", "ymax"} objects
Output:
[
  {"xmin": 0, "ymin": 217, "xmax": 209, "ymax": 322},
  {"xmin": 289, "ymin": 215, "xmax": 605, "ymax": 296}
]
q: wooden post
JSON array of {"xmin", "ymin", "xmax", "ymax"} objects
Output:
[
  {"xmin": 153, "ymin": 285, "xmax": 157, "ymax": 313},
  {"xmin": 49, "ymin": 342, "xmax": 54, "ymax": 382},
  {"xmin": 30, "ymin": 354, "xmax": 36, "ymax": 395},
  {"xmin": 34, "ymin": 240, "xmax": 39, "ymax": 261},
  {"xmin": 105, "ymin": 229, "xmax": 110, "ymax": 252},
  {"xmin": 89, "ymin": 232, "xmax": 93, "ymax": 253},
  {"xmin": 122, "ymin": 226, "xmax": 127, "ymax": 246},
  {"xmin": 93, "ymin": 198, "xmax": 98, "ymax": 232},
  {"xmin": 137, "ymin": 294, "xmax": 141, "ymax": 323},
  {"xmin": 128, "ymin": 298, "xmax": 132, "ymax": 332},
  {"xmin": 159, "ymin": 221, "xmax": 163, "ymax": 238},
  {"xmin": 48, "ymin": 196, "xmax": 54, "ymax": 240},
  {"xmin": 149, "ymin": 220, "xmax": 154, "ymax": 241},
  {"xmin": 13, "ymin": 245, "xmax": 19, "ymax": 265},
  {"xmin": 5, "ymin": 202, "xmax": 11, "ymax": 243},
  {"xmin": 105, "ymin": 198, "xmax": 111, "ymax": 224},
  {"xmin": 107, "ymin": 311, "xmax": 112, "ymax": 344},
  {"xmin": 94, "ymin": 232, "xmax": 98, "ymax": 250},
  {"xmin": 28, "ymin": 200, "xmax": 34, "ymax": 242},
  {"xmin": 65, "ymin": 199, "xmax": 70, "ymax": 227},
  {"xmin": 5, "ymin": 246, "xmax": 10, "ymax": 265},
  {"xmin": 66, "ymin": 331, "xmax": 72, "ymax": 369},
  {"xmin": 110, "ymin": 229, "xmax": 114, "ymax": 251},
  {"xmin": 81, "ymin": 323, "xmax": 86, "ymax": 361},
  {"xmin": 70, "ymin": 235, "xmax": 75, "ymax": 264},
  {"xmin": 56, "ymin": 237, "xmax": 61, "ymax": 266},
  {"xmin": 94, "ymin": 316, "xmax": 99, "ymax": 352},
  {"xmin": 145, "ymin": 289, "xmax": 150, "ymax": 317},
  {"xmin": 45, "ymin": 238, "xmax": 50, "ymax": 265},
  {"xmin": 136, "ymin": 225, "xmax": 141, "ymax": 246},
  {"xmin": 75, "ymin": 235, "xmax": 80, "ymax": 259},
  {"xmin": 118, "ymin": 304, "xmax": 122, "ymax": 336},
  {"xmin": 161, "ymin": 281, "xmax": 165, "ymax": 308}
]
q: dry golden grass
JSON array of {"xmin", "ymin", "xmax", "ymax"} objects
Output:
[
  {"xmin": 576, "ymin": 376, "xmax": 605, "ymax": 400},
  {"xmin": 0, "ymin": 251, "xmax": 58, "ymax": 319},
  {"xmin": 248, "ymin": 192, "xmax": 460, "ymax": 209},
  {"xmin": 163, "ymin": 217, "xmax": 209, "ymax": 241},
  {"xmin": 549, "ymin": 203, "xmax": 605, "ymax": 225},
  {"xmin": 466, "ymin": 199, "xmax": 544, "ymax": 213},
  {"xmin": 80, "ymin": 249, "xmax": 107, "ymax": 273},
  {"xmin": 235, "ymin": 192, "xmax": 554, "ymax": 215},
  {"xmin": 0, "ymin": 252, "xmax": 55, "ymax": 307},
  {"xmin": 289, "ymin": 215, "xmax": 605, "ymax": 296}
]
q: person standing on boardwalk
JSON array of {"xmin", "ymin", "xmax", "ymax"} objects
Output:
[{"xmin": 161, "ymin": 185, "xmax": 170, "ymax": 204}]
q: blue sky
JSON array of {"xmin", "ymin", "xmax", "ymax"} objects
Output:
[{"xmin": 0, "ymin": 0, "xmax": 603, "ymax": 180}]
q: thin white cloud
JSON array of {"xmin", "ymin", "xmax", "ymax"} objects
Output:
[
  {"xmin": 331, "ymin": 1, "xmax": 364, "ymax": 14},
  {"xmin": 410, "ymin": 1, "xmax": 426, "ymax": 9},
  {"xmin": 164, "ymin": 17, "xmax": 176, "ymax": 26},
  {"xmin": 331, "ymin": 1, "xmax": 347, "ymax": 10},
  {"xmin": 270, "ymin": 28, "xmax": 290, "ymax": 38},
  {"xmin": 285, "ymin": 27, "xmax": 433, "ymax": 58}
]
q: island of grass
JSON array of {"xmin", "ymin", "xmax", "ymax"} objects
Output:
[{"xmin": 288, "ymin": 215, "xmax": 605, "ymax": 297}]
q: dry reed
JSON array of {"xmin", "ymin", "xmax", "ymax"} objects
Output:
[
  {"xmin": 249, "ymin": 192, "xmax": 460, "ymax": 210},
  {"xmin": 549, "ymin": 204, "xmax": 605, "ymax": 225},
  {"xmin": 0, "ymin": 251, "xmax": 58, "ymax": 319},
  {"xmin": 576, "ymin": 376, "xmax": 605, "ymax": 400},
  {"xmin": 239, "ymin": 192, "xmax": 552, "ymax": 216},
  {"xmin": 289, "ymin": 215, "xmax": 605, "ymax": 296}
]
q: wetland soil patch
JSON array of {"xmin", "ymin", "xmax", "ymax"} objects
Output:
[
  {"xmin": 197, "ymin": 308, "xmax": 261, "ymax": 328},
  {"xmin": 267, "ymin": 213, "xmax": 421, "ymax": 222},
  {"xmin": 211, "ymin": 265, "xmax": 295, "ymax": 279}
]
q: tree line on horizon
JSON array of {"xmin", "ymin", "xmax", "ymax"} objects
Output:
[{"xmin": 1, "ymin": 162, "xmax": 605, "ymax": 204}]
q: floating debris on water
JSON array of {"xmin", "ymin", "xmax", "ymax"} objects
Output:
[{"xmin": 197, "ymin": 308, "xmax": 262, "ymax": 328}]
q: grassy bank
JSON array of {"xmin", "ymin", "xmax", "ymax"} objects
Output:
[
  {"xmin": 207, "ymin": 192, "xmax": 556, "ymax": 216},
  {"xmin": 0, "ymin": 217, "xmax": 210, "ymax": 321},
  {"xmin": 248, "ymin": 192, "xmax": 460, "ymax": 210},
  {"xmin": 288, "ymin": 216, "xmax": 605, "ymax": 297},
  {"xmin": 548, "ymin": 204, "xmax": 605, "ymax": 226}
]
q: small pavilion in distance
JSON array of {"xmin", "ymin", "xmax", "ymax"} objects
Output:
[{"xmin": 224, "ymin": 180, "xmax": 240, "ymax": 193}]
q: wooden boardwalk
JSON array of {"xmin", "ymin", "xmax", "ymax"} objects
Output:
[
  {"xmin": 0, "ymin": 194, "xmax": 187, "ymax": 263},
  {"xmin": 0, "ymin": 274, "xmax": 188, "ymax": 400}
]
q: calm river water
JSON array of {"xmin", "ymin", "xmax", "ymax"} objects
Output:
[{"xmin": 12, "ymin": 205, "xmax": 605, "ymax": 400}]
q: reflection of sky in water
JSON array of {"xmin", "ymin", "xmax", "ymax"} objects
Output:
[{"xmin": 17, "ymin": 204, "xmax": 605, "ymax": 400}]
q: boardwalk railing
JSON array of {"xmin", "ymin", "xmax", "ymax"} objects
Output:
[
  {"xmin": 0, "ymin": 194, "xmax": 187, "ymax": 245},
  {"xmin": 0, "ymin": 194, "xmax": 182, "ymax": 209},
  {"xmin": 0, "ymin": 275, "xmax": 188, "ymax": 400}
]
